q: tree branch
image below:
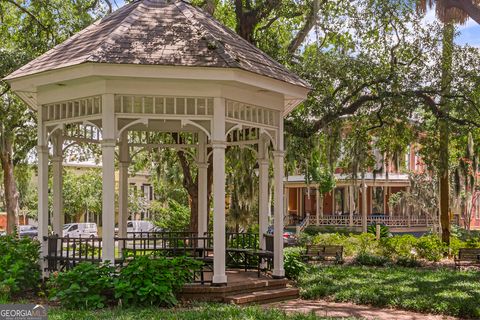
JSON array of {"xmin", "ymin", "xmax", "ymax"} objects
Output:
[
  {"xmin": 4, "ymin": 0, "xmax": 50, "ymax": 32},
  {"xmin": 287, "ymin": 0, "xmax": 322, "ymax": 54}
]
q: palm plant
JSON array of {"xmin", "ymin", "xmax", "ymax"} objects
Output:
[
  {"xmin": 417, "ymin": 0, "xmax": 480, "ymax": 24},
  {"xmin": 416, "ymin": 0, "xmax": 476, "ymax": 244}
]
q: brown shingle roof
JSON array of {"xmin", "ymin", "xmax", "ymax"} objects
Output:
[{"xmin": 5, "ymin": 0, "xmax": 310, "ymax": 88}]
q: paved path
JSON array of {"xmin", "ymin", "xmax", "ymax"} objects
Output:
[{"xmin": 268, "ymin": 299, "xmax": 460, "ymax": 320}]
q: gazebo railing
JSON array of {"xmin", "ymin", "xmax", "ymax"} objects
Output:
[
  {"xmin": 44, "ymin": 232, "xmax": 266, "ymax": 283},
  {"xmin": 45, "ymin": 235, "xmax": 103, "ymax": 272}
]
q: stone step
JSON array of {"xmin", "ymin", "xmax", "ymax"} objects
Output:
[{"xmin": 223, "ymin": 287, "xmax": 299, "ymax": 305}]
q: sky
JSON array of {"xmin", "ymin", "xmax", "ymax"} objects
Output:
[
  {"xmin": 423, "ymin": 8, "xmax": 480, "ymax": 47},
  {"xmin": 112, "ymin": 1, "xmax": 480, "ymax": 47}
]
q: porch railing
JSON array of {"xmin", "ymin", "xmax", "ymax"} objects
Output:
[{"xmin": 307, "ymin": 215, "xmax": 435, "ymax": 227}]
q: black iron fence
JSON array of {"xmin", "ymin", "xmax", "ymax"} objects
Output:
[{"xmin": 44, "ymin": 232, "xmax": 270, "ymax": 282}]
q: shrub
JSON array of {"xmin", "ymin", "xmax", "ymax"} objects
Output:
[
  {"xmin": 353, "ymin": 253, "xmax": 390, "ymax": 266},
  {"xmin": 303, "ymin": 225, "xmax": 358, "ymax": 236},
  {"xmin": 114, "ymin": 255, "xmax": 201, "ymax": 306},
  {"xmin": 395, "ymin": 256, "xmax": 422, "ymax": 268},
  {"xmin": 415, "ymin": 234, "xmax": 446, "ymax": 262},
  {"xmin": 380, "ymin": 234, "xmax": 417, "ymax": 260},
  {"xmin": 48, "ymin": 262, "xmax": 115, "ymax": 309},
  {"xmin": 367, "ymin": 223, "xmax": 390, "ymax": 238},
  {"xmin": 0, "ymin": 235, "xmax": 40, "ymax": 301},
  {"xmin": 349, "ymin": 233, "xmax": 380, "ymax": 255},
  {"xmin": 449, "ymin": 236, "xmax": 467, "ymax": 256},
  {"xmin": 283, "ymin": 247, "xmax": 306, "ymax": 280}
]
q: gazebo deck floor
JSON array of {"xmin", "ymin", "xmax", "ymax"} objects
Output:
[{"xmin": 180, "ymin": 270, "xmax": 298, "ymax": 304}]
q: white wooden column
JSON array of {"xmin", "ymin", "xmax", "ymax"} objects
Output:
[
  {"xmin": 212, "ymin": 97, "xmax": 227, "ymax": 285},
  {"xmin": 315, "ymin": 188, "xmax": 320, "ymax": 226},
  {"xmin": 197, "ymin": 132, "xmax": 208, "ymax": 243},
  {"xmin": 101, "ymin": 94, "xmax": 116, "ymax": 263},
  {"xmin": 118, "ymin": 132, "xmax": 129, "ymax": 255},
  {"xmin": 52, "ymin": 131, "xmax": 64, "ymax": 237},
  {"xmin": 349, "ymin": 185, "xmax": 354, "ymax": 227},
  {"xmin": 37, "ymin": 108, "xmax": 49, "ymax": 276},
  {"xmin": 258, "ymin": 136, "xmax": 269, "ymax": 250},
  {"xmin": 273, "ymin": 112, "xmax": 285, "ymax": 278},
  {"xmin": 361, "ymin": 181, "xmax": 368, "ymax": 233}
]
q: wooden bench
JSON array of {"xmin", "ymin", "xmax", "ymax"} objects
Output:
[
  {"xmin": 455, "ymin": 248, "xmax": 480, "ymax": 269},
  {"xmin": 302, "ymin": 245, "xmax": 344, "ymax": 264}
]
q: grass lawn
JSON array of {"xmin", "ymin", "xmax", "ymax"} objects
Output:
[
  {"xmin": 48, "ymin": 304, "xmax": 356, "ymax": 320},
  {"xmin": 299, "ymin": 265, "xmax": 480, "ymax": 318}
]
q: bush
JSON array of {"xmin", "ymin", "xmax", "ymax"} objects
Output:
[
  {"xmin": 353, "ymin": 253, "xmax": 390, "ymax": 266},
  {"xmin": 48, "ymin": 262, "xmax": 115, "ymax": 309},
  {"xmin": 48, "ymin": 255, "xmax": 202, "ymax": 309},
  {"xmin": 449, "ymin": 236, "xmax": 467, "ymax": 256},
  {"xmin": 303, "ymin": 225, "xmax": 358, "ymax": 236},
  {"xmin": 283, "ymin": 247, "xmax": 306, "ymax": 280},
  {"xmin": 349, "ymin": 233, "xmax": 380, "ymax": 255},
  {"xmin": 114, "ymin": 255, "xmax": 201, "ymax": 306},
  {"xmin": 414, "ymin": 234, "xmax": 446, "ymax": 262},
  {"xmin": 0, "ymin": 235, "xmax": 40, "ymax": 301},
  {"xmin": 381, "ymin": 235, "xmax": 417, "ymax": 260},
  {"xmin": 395, "ymin": 256, "xmax": 422, "ymax": 268}
]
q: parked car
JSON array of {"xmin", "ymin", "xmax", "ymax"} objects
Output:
[
  {"xmin": 63, "ymin": 223, "xmax": 98, "ymax": 238},
  {"xmin": 266, "ymin": 226, "xmax": 298, "ymax": 246},
  {"xmin": 127, "ymin": 220, "xmax": 154, "ymax": 233},
  {"xmin": 18, "ymin": 225, "xmax": 38, "ymax": 240}
]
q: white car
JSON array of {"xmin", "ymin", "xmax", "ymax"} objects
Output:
[
  {"xmin": 127, "ymin": 220, "xmax": 154, "ymax": 233},
  {"xmin": 63, "ymin": 223, "xmax": 98, "ymax": 238}
]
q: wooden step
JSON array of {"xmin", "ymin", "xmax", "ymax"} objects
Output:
[{"xmin": 223, "ymin": 287, "xmax": 299, "ymax": 305}]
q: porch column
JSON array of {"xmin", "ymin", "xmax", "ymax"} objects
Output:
[
  {"xmin": 315, "ymin": 188, "xmax": 320, "ymax": 226},
  {"xmin": 197, "ymin": 132, "xmax": 208, "ymax": 243},
  {"xmin": 52, "ymin": 131, "xmax": 64, "ymax": 237},
  {"xmin": 349, "ymin": 185, "xmax": 354, "ymax": 227},
  {"xmin": 361, "ymin": 182, "xmax": 368, "ymax": 233},
  {"xmin": 118, "ymin": 132, "xmax": 129, "ymax": 255},
  {"xmin": 273, "ymin": 111, "xmax": 285, "ymax": 278},
  {"xmin": 273, "ymin": 150, "xmax": 285, "ymax": 278},
  {"xmin": 101, "ymin": 94, "xmax": 116, "ymax": 263},
  {"xmin": 212, "ymin": 97, "xmax": 227, "ymax": 285},
  {"xmin": 37, "ymin": 109, "xmax": 49, "ymax": 276},
  {"xmin": 258, "ymin": 137, "xmax": 269, "ymax": 250}
]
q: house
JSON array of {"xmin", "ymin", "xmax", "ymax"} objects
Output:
[{"xmin": 284, "ymin": 143, "xmax": 437, "ymax": 233}]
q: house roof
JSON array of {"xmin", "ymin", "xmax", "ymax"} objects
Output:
[{"xmin": 5, "ymin": 0, "xmax": 310, "ymax": 89}]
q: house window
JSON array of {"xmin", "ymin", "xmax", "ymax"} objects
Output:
[{"xmin": 372, "ymin": 187, "xmax": 384, "ymax": 214}]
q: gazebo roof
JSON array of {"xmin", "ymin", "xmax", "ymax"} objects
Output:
[{"xmin": 5, "ymin": 0, "xmax": 309, "ymax": 89}]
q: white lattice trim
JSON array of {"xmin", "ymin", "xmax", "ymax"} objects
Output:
[
  {"xmin": 42, "ymin": 96, "xmax": 102, "ymax": 122},
  {"xmin": 225, "ymin": 100, "xmax": 280, "ymax": 128},
  {"xmin": 114, "ymin": 95, "xmax": 214, "ymax": 116}
]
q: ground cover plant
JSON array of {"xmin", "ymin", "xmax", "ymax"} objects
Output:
[
  {"xmin": 48, "ymin": 255, "xmax": 202, "ymax": 309},
  {"xmin": 0, "ymin": 235, "xmax": 40, "ymax": 302},
  {"xmin": 299, "ymin": 265, "xmax": 480, "ymax": 318},
  {"xmin": 48, "ymin": 304, "xmax": 357, "ymax": 320}
]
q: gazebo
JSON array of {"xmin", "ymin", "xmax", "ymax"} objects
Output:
[{"xmin": 5, "ymin": 0, "xmax": 309, "ymax": 285}]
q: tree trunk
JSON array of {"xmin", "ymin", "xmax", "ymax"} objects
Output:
[
  {"xmin": 0, "ymin": 139, "xmax": 19, "ymax": 235},
  {"xmin": 189, "ymin": 191, "xmax": 199, "ymax": 234},
  {"xmin": 177, "ymin": 148, "xmax": 214, "ymax": 233},
  {"xmin": 438, "ymin": 23, "xmax": 454, "ymax": 245}
]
